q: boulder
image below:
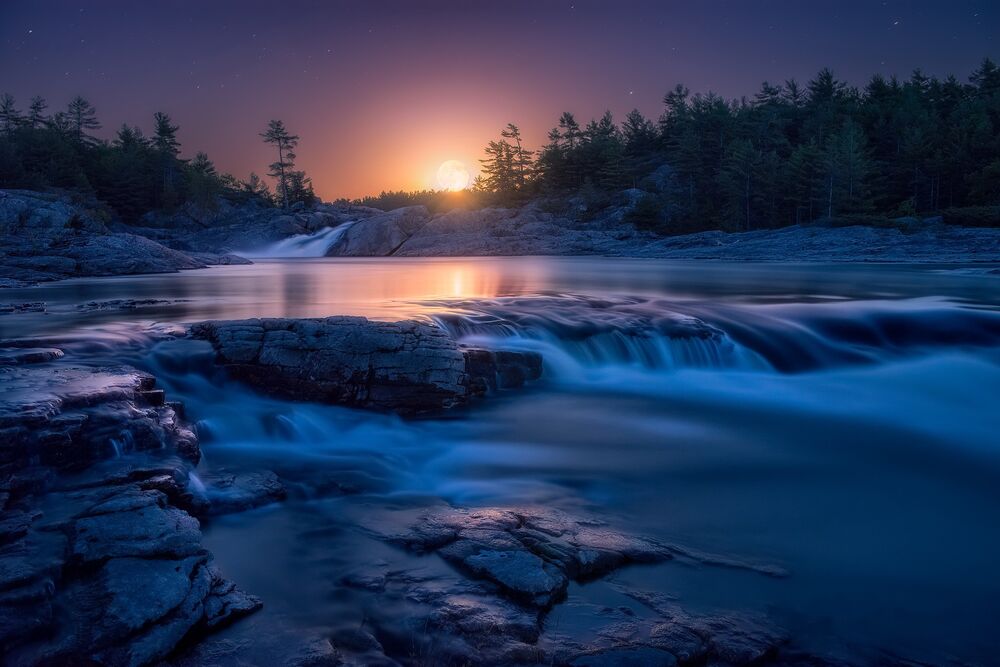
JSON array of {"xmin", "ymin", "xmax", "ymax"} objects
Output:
[
  {"xmin": 325, "ymin": 205, "xmax": 430, "ymax": 256},
  {"xmin": 191, "ymin": 317, "xmax": 543, "ymax": 414},
  {"xmin": 191, "ymin": 316, "xmax": 467, "ymax": 413}
]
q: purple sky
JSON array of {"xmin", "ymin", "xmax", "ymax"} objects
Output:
[{"xmin": 1, "ymin": 0, "xmax": 996, "ymax": 199}]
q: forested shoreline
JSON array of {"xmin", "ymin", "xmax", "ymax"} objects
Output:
[
  {"xmin": 464, "ymin": 59, "xmax": 1000, "ymax": 232},
  {"xmin": 0, "ymin": 95, "xmax": 312, "ymax": 221},
  {"xmin": 3, "ymin": 59, "xmax": 1000, "ymax": 234}
]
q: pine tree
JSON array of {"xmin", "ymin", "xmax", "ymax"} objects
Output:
[
  {"xmin": 500, "ymin": 123, "xmax": 534, "ymax": 189},
  {"xmin": 66, "ymin": 96, "xmax": 100, "ymax": 142},
  {"xmin": 718, "ymin": 138, "xmax": 760, "ymax": 231},
  {"xmin": 970, "ymin": 57, "xmax": 1000, "ymax": 98},
  {"xmin": 286, "ymin": 170, "xmax": 316, "ymax": 206},
  {"xmin": 260, "ymin": 119, "xmax": 299, "ymax": 208},
  {"xmin": 0, "ymin": 94, "xmax": 22, "ymax": 135},
  {"xmin": 558, "ymin": 112, "xmax": 581, "ymax": 149},
  {"xmin": 478, "ymin": 139, "xmax": 517, "ymax": 197},
  {"xmin": 243, "ymin": 172, "xmax": 272, "ymax": 202},
  {"xmin": 823, "ymin": 119, "xmax": 872, "ymax": 217},
  {"xmin": 187, "ymin": 152, "xmax": 221, "ymax": 206},
  {"xmin": 152, "ymin": 112, "xmax": 180, "ymax": 156},
  {"xmin": 27, "ymin": 96, "xmax": 48, "ymax": 129},
  {"xmin": 786, "ymin": 140, "xmax": 824, "ymax": 223},
  {"xmin": 622, "ymin": 109, "xmax": 658, "ymax": 186},
  {"xmin": 114, "ymin": 124, "xmax": 146, "ymax": 150},
  {"xmin": 152, "ymin": 112, "xmax": 181, "ymax": 208}
]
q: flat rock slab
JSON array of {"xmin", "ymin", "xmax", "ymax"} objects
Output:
[
  {"xmin": 0, "ymin": 302, "xmax": 46, "ymax": 315},
  {"xmin": 76, "ymin": 298, "xmax": 190, "ymax": 312},
  {"xmin": 345, "ymin": 505, "xmax": 796, "ymax": 665},
  {"xmin": 0, "ymin": 362, "xmax": 198, "ymax": 470},
  {"xmin": 365, "ymin": 506, "xmax": 673, "ymax": 608},
  {"xmin": 199, "ymin": 469, "xmax": 287, "ymax": 516},
  {"xmin": 1, "ymin": 455, "xmax": 261, "ymax": 666},
  {"xmin": 0, "ymin": 347, "xmax": 63, "ymax": 365},
  {"xmin": 191, "ymin": 316, "xmax": 543, "ymax": 415}
]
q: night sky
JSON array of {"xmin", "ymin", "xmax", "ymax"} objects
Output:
[{"xmin": 1, "ymin": 1, "xmax": 996, "ymax": 199}]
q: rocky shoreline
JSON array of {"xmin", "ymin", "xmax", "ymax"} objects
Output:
[
  {"xmin": 1, "ymin": 313, "xmax": 871, "ymax": 665},
  {"xmin": 4, "ymin": 189, "xmax": 1000, "ymax": 291}
]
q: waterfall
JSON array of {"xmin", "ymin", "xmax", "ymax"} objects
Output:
[
  {"xmin": 244, "ymin": 221, "xmax": 355, "ymax": 258},
  {"xmin": 429, "ymin": 296, "xmax": 772, "ymax": 376}
]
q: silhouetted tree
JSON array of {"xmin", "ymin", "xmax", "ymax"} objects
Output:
[
  {"xmin": 27, "ymin": 96, "xmax": 47, "ymax": 129},
  {"xmin": 152, "ymin": 112, "xmax": 181, "ymax": 208},
  {"xmin": 260, "ymin": 119, "xmax": 299, "ymax": 208},
  {"xmin": 66, "ymin": 96, "xmax": 100, "ymax": 143},
  {"xmin": 501, "ymin": 123, "xmax": 534, "ymax": 189},
  {"xmin": 0, "ymin": 94, "xmax": 22, "ymax": 135}
]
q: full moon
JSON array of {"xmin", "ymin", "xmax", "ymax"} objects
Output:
[{"xmin": 436, "ymin": 160, "xmax": 471, "ymax": 191}]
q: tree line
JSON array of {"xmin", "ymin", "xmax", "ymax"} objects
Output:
[
  {"xmin": 474, "ymin": 59, "xmax": 1000, "ymax": 232},
  {"xmin": 0, "ymin": 94, "xmax": 316, "ymax": 221}
]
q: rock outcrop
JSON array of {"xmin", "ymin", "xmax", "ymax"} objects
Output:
[
  {"xmin": 1, "ymin": 360, "xmax": 198, "ymax": 470},
  {"xmin": 317, "ymin": 199, "xmax": 1000, "ymax": 262},
  {"xmin": 325, "ymin": 205, "xmax": 431, "ymax": 256},
  {"xmin": 0, "ymin": 349, "xmax": 261, "ymax": 665},
  {"xmin": 130, "ymin": 198, "xmax": 382, "ymax": 255},
  {"xmin": 0, "ymin": 190, "xmax": 239, "ymax": 285},
  {"xmin": 191, "ymin": 317, "xmax": 542, "ymax": 414},
  {"xmin": 333, "ymin": 505, "xmax": 793, "ymax": 665}
]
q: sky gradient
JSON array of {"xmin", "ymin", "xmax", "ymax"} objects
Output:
[{"xmin": 1, "ymin": 0, "xmax": 997, "ymax": 199}]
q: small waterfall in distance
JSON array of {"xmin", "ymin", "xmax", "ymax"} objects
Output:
[{"xmin": 244, "ymin": 221, "xmax": 355, "ymax": 258}]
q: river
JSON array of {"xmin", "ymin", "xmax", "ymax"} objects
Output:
[{"xmin": 2, "ymin": 257, "xmax": 999, "ymax": 664}]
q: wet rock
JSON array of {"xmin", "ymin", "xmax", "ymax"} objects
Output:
[
  {"xmin": 338, "ymin": 562, "xmax": 543, "ymax": 665},
  {"xmin": 200, "ymin": 469, "xmax": 287, "ymax": 516},
  {"xmin": 69, "ymin": 490, "xmax": 202, "ymax": 563},
  {"xmin": 0, "ymin": 362, "xmax": 199, "ymax": 473},
  {"xmin": 0, "ymin": 347, "xmax": 63, "ymax": 365},
  {"xmin": 568, "ymin": 646, "xmax": 678, "ymax": 666},
  {"xmin": 463, "ymin": 548, "xmax": 566, "ymax": 607},
  {"xmin": 1, "ymin": 456, "xmax": 261, "ymax": 665},
  {"xmin": 191, "ymin": 316, "xmax": 468, "ymax": 414},
  {"xmin": 0, "ymin": 344, "xmax": 260, "ymax": 665},
  {"xmin": 365, "ymin": 506, "xmax": 671, "ymax": 610},
  {"xmin": 463, "ymin": 348, "xmax": 543, "ymax": 393},
  {"xmin": 191, "ymin": 317, "xmax": 543, "ymax": 414},
  {"xmin": 344, "ymin": 505, "xmax": 798, "ymax": 665},
  {"xmin": 0, "ymin": 302, "xmax": 46, "ymax": 315},
  {"xmin": 76, "ymin": 298, "xmax": 189, "ymax": 312}
]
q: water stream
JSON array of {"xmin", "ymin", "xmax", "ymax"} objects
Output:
[{"xmin": 3, "ymin": 257, "xmax": 999, "ymax": 663}]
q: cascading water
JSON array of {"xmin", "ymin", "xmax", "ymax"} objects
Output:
[
  {"xmin": 243, "ymin": 220, "xmax": 356, "ymax": 257},
  {"xmin": 427, "ymin": 293, "xmax": 1000, "ymax": 378},
  {"xmin": 430, "ymin": 294, "xmax": 773, "ymax": 377}
]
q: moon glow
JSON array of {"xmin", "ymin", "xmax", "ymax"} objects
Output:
[{"xmin": 436, "ymin": 160, "xmax": 471, "ymax": 191}]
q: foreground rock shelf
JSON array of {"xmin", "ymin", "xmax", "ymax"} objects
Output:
[{"xmin": 0, "ymin": 354, "xmax": 261, "ymax": 665}]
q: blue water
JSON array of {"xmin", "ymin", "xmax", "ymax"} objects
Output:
[{"xmin": 3, "ymin": 257, "xmax": 999, "ymax": 664}]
